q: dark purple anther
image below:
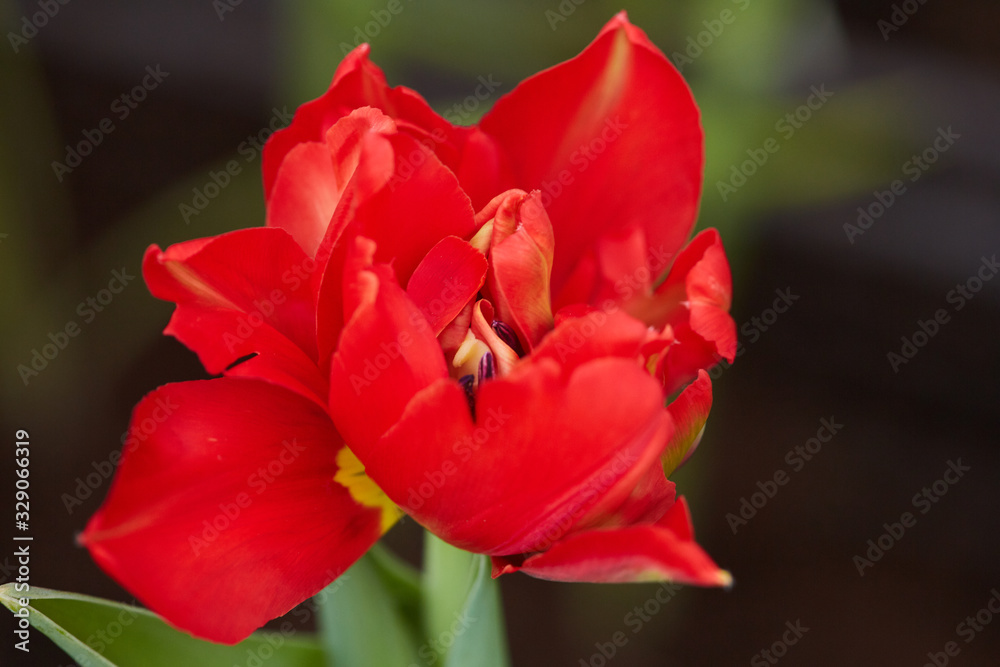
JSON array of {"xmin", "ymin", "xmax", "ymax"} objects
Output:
[
  {"xmin": 458, "ymin": 374, "xmax": 476, "ymax": 419},
  {"xmin": 478, "ymin": 352, "xmax": 495, "ymax": 384},
  {"xmin": 491, "ymin": 320, "xmax": 525, "ymax": 357}
]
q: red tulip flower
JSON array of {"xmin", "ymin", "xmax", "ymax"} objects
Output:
[{"xmin": 82, "ymin": 12, "xmax": 736, "ymax": 644}]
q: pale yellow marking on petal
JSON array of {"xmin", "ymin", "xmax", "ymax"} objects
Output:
[
  {"xmin": 164, "ymin": 262, "xmax": 242, "ymax": 311},
  {"xmin": 554, "ymin": 26, "xmax": 633, "ymax": 167},
  {"xmin": 334, "ymin": 446, "xmax": 402, "ymax": 533}
]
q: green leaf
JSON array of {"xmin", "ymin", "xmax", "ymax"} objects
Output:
[
  {"xmin": 0, "ymin": 583, "xmax": 324, "ymax": 667},
  {"xmin": 316, "ymin": 551, "xmax": 421, "ymax": 667},
  {"xmin": 423, "ymin": 534, "xmax": 511, "ymax": 667},
  {"xmin": 367, "ymin": 542, "xmax": 423, "ymax": 627}
]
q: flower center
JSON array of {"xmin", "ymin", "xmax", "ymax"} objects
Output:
[{"xmin": 447, "ymin": 307, "xmax": 524, "ymax": 417}]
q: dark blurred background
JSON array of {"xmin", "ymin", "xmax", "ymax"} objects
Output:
[{"xmin": 2, "ymin": 0, "xmax": 999, "ymax": 665}]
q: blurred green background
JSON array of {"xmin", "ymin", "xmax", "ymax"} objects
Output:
[{"xmin": 2, "ymin": 0, "xmax": 999, "ymax": 664}]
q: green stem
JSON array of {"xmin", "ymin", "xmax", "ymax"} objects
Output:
[{"xmin": 422, "ymin": 532, "xmax": 511, "ymax": 667}]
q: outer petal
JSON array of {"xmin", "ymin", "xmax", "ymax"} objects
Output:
[
  {"xmin": 491, "ymin": 497, "xmax": 730, "ymax": 587},
  {"xmin": 81, "ymin": 379, "xmax": 384, "ymax": 644},
  {"xmin": 652, "ymin": 229, "xmax": 734, "ymax": 343},
  {"xmin": 479, "ymin": 12, "xmax": 703, "ymax": 295},
  {"xmin": 262, "ymin": 45, "xmax": 464, "ymax": 199},
  {"xmin": 640, "ymin": 229, "xmax": 735, "ymax": 393},
  {"xmin": 143, "ymin": 227, "xmax": 327, "ymax": 406},
  {"xmin": 266, "ymin": 108, "xmax": 397, "ymax": 257},
  {"xmin": 360, "ymin": 356, "xmax": 672, "ymax": 556},
  {"xmin": 662, "ymin": 370, "xmax": 713, "ymax": 477}
]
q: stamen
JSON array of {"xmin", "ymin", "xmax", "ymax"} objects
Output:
[
  {"xmin": 491, "ymin": 320, "xmax": 525, "ymax": 357},
  {"xmin": 458, "ymin": 374, "xmax": 476, "ymax": 419},
  {"xmin": 478, "ymin": 352, "xmax": 495, "ymax": 384}
]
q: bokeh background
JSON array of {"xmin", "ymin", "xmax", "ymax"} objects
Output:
[{"xmin": 2, "ymin": 0, "xmax": 999, "ymax": 665}]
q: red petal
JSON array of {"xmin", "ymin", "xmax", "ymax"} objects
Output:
[
  {"xmin": 485, "ymin": 191, "xmax": 556, "ymax": 349},
  {"xmin": 655, "ymin": 228, "xmax": 733, "ymax": 333},
  {"xmin": 579, "ymin": 224, "xmax": 656, "ymax": 310},
  {"xmin": 266, "ymin": 108, "xmax": 396, "ymax": 257},
  {"xmin": 361, "ymin": 357, "xmax": 670, "ymax": 556},
  {"xmin": 406, "ymin": 236, "xmax": 487, "ymax": 335},
  {"xmin": 262, "ymin": 45, "xmax": 463, "ymax": 199},
  {"xmin": 657, "ymin": 327, "xmax": 723, "ymax": 397},
  {"xmin": 662, "ymin": 370, "xmax": 713, "ymax": 477},
  {"xmin": 143, "ymin": 228, "xmax": 327, "ymax": 406},
  {"xmin": 314, "ymin": 130, "xmax": 477, "ymax": 369},
  {"xmin": 81, "ymin": 379, "xmax": 383, "ymax": 643},
  {"xmin": 534, "ymin": 307, "xmax": 649, "ymax": 377},
  {"xmin": 327, "ymin": 255, "xmax": 448, "ymax": 452},
  {"xmin": 335, "ymin": 131, "xmax": 478, "ymax": 283},
  {"xmin": 492, "ymin": 498, "xmax": 730, "ymax": 587},
  {"xmin": 643, "ymin": 229, "xmax": 735, "ymax": 393},
  {"xmin": 480, "ymin": 12, "xmax": 702, "ymax": 296}
]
